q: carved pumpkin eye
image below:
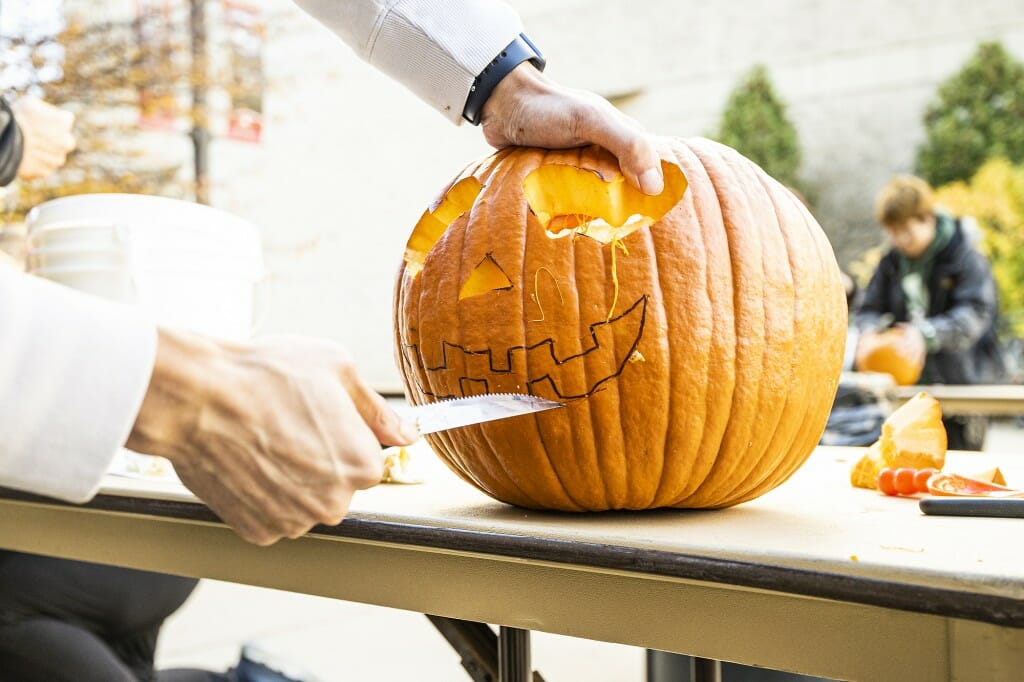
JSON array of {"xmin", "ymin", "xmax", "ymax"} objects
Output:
[{"xmin": 459, "ymin": 254, "xmax": 513, "ymax": 300}]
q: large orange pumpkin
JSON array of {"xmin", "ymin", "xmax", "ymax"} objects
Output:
[{"xmin": 394, "ymin": 138, "xmax": 847, "ymax": 510}]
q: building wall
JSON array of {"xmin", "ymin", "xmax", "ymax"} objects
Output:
[{"xmin": 208, "ymin": 0, "xmax": 1024, "ymax": 390}]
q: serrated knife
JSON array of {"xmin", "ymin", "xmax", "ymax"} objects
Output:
[{"xmin": 396, "ymin": 393, "xmax": 565, "ymax": 435}]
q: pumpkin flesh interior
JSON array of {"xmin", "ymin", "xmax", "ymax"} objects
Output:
[{"xmin": 403, "ymin": 160, "xmax": 688, "ymax": 277}]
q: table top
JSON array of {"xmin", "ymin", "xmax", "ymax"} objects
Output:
[
  {"xmin": 11, "ymin": 443, "xmax": 1024, "ymax": 628},
  {"xmin": 889, "ymin": 383, "xmax": 1024, "ymax": 415}
]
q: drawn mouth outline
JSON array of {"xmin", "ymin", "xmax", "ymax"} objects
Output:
[{"xmin": 404, "ymin": 295, "xmax": 648, "ymax": 401}]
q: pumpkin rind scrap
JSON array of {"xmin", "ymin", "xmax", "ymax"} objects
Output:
[{"xmin": 394, "ymin": 138, "xmax": 847, "ymax": 511}]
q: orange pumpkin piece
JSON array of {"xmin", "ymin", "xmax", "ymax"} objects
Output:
[
  {"xmin": 855, "ymin": 328, "xmax": 924, "ymax": 386},
  {"xmin": 850, "ymin": 441, "xmax": 885, "ymax": 490},
  {"xmin": 879, "ymin": 392, "xmax": 947, "ymax": 470}
]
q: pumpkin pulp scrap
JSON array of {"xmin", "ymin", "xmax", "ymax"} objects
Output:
[{"xmin": 850, "ymin": 392, "xmax": 948, "ymax": 490}]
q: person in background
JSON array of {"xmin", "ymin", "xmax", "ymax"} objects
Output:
[
  {"xmin": 0, "ymin": 1, "xmax": 665, "ymax": 680},
  {"xmin": 854, "ymin": 174, "xmax": 1005, "ymax": 450}
]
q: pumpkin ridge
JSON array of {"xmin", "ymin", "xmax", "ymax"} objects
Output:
[
  {"xmin": 636, "ymin": 222, "xmax": 670, "ymax": 509},
  {"xmin": 738, "ymin": 184, "xmax": 842, "ymax": 502},
  {"xmin": 678, "ymin": 139, "xmax": 767, "ymax": 507},
  {"xmin": 425, "ymin": 196, "xmax": 508, "ymax": 498},
  {"xmin": 569, "ymin": 214, "xmax": 615, "ymax": 510},
  {"xmin": 702, "ymin": 150, "xmax": 798, "ymax": 505},
  {"xmin": 768, "ymin": 188, "xmax": 845, "ymax": 487},
  {"xmin": 648, "ymin": 160, "xmax": 711, "ymax": 507},
  {"xmin": 771, "ymin": 173, "xmax": 838, "ymax": 481},
  {"xmin": 517, "ymin": 150, "xmax": 586, "ymax": 510},
  {"xmin": 724, "ymin": 166, "xmax": 806, "ymax": 502},
  {"xmin": 598, "ymin": 209, "xmax": 633, "ymax": 508},
  {"xmin": 787, "ymin": 188, "xmax": 845, "ymax": 474},
  {"xmin": 566, "ymin": 141, "xmax": 621, "ymax": 509},
  {"xmin": 422, "ymin": 156, "xmax": 534, "ymax": 505},
  {"xmin": 663, "ymin": 140, "xmax": 737, "ymax": 507},
  {"xmin": 734, "ymin": 187, "xmax": 820, "ymax": 500},
  {"xmin": 448, "ymin": 166, "xmax": 521, "ymax": 499},
  {"xmin": 666, "ymin": 140, "xmax": 736, "ymax": 506},
  {"xmin": 479, "ymin": 153, "xmax": 578, "ymax": 508}
]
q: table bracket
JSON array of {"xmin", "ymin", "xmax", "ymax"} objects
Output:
[{"xmin": 426, "ymin": 615, "xmax": 546, "ymax": 682}]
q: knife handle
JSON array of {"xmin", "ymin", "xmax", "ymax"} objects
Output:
[{"xmin": 919, "ymin": 497, "xmax": 1024, "ymax": 518}]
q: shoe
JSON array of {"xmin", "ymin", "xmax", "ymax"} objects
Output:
[{"xmin": 233, "ymin": 642, "xmax": 319, "ymax": 682}]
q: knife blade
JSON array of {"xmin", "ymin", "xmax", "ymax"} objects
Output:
[{"xmin": 396, "ymin": 393, "xmax": 565, "ymax": 435}]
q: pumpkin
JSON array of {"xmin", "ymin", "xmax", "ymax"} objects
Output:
[
  {"xmin": 854, "ymin": 327, "xmax": 924, "ymax": 386},
  {"xmin": 394, "ymin": 138, "xmax": 847, "ymax": 511}
]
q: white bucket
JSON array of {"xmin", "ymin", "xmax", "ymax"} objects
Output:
[{"xmin": 26, "ymin": 194, "xmax": 266, "ymax": 341}]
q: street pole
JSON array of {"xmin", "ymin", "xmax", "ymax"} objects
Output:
[{"xmin": 190, "ymin": 0, "xmax": 210, "ymax": 204}]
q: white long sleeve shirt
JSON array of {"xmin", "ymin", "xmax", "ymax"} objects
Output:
[
  {"xmin": 0, "ymin": 0, "xmax": 522, "ymax": 502},
  {"xmin": 294, "ymin": 0, "xmax": 522, "ymax": 123}
]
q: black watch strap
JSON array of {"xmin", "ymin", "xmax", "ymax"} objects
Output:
[{"xmin": 462, "ymin": 33, "xmax": 546, "ymax": 125}]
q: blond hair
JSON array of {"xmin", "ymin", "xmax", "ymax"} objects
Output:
[{"xmin": 874, "ymin": 175, "xmax": 935, "ymax": 227}]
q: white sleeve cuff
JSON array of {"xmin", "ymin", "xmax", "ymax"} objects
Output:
[
  {"xmin": 294, "ymin": 0, "xmax": 524, "ymax": 123},
  {"xmin": 0, "ymin": 268, "xmax": 157, "ymax": 502}
]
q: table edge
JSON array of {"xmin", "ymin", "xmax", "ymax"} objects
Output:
[{"xmin": 2, "ymin": 488, "xmax": 1022, "ymax": 629}]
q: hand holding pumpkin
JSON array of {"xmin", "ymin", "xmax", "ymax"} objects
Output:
[
  {"xmin": 12, "ymin": 96, "xmax": 76, "ymax": 180},
  {"xmin": 480, "ymin": 62, "xmax": 664, "ymax": 195},
  {"xmin": 128, "ymin": 328, "xmax": 418, "ymax": 545},
  {"xmin": 892, "ymin": 323, "xmax": 927, "ymax": 367}
]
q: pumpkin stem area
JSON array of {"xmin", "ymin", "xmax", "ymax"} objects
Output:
[{"xmin": 522, "ymin": 160, "xmax": 687, "ymax": 241}]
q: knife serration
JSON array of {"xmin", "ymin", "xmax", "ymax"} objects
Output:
[{"xmin": 397, "ymin": 393, "xmax": 564, "ymax": 435}]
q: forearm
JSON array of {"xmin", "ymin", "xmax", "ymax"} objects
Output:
[
  {"xmin": 924, "ymin": 306, "xmax": 992, "ymax": 353},
  {"xmin": 293, "ymin": 0, "xmax": 522, "ymax": 123}
]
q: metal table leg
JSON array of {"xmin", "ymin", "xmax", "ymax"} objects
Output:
[
  {"xmin": 427, "ymin": 615, "xmax": 497, "ymax": 682},
  {"xmin": 691, "ymin": 657, "xmax": 722, "ymax": 682},
  {"xmin": 646, "ymin": 650, "xmax": 721, "ymax": 682},
  {"xmin": 498, "ymin": 626, "xmax": 531, "ymax": 682},
  {"xmin": 426, "ymin": 615, "xmax": 545, "ymax": 682}
]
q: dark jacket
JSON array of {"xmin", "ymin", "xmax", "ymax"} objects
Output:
[
  {"xmin": 855, "ymin": 220, "xmax": 1005, "ymax": 384},
  {"xmin": 0, "ymin": 98, "xmax": 24, "ymax": 186}
]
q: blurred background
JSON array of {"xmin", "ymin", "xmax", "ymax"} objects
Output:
[
  {"xmin": 3, "ymin": 1, "xmax": 1024, "ymax": 679},
  {"xmin": 3, "ymin": 0, "xmax": 1024, "ymax": 391}
]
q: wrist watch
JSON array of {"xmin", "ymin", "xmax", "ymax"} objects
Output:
[{"xmin": 462, "ymin": 33, "xmax": 546, "ymax": 125}]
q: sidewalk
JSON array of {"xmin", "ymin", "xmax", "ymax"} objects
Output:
[{"xmin": 156, "ymin": 580, "xmax": 644, "ymax": 680}]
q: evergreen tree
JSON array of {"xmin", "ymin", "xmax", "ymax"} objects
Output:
[
  {"xmin": 714, "ymin": 65, "xmax": 802, "ymax": 189},
  {"xmin": 916, "ymin": 41, "xmax": 1024, "ymax": 187}
]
